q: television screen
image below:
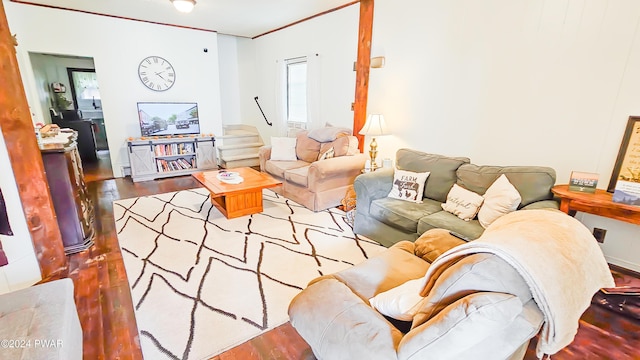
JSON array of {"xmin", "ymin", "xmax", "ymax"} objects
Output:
[{"xmin": 137, "ymin": 102, "xmax": 200, "ymax": 136}]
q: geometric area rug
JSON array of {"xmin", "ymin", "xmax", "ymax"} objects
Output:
[{"xmin": 113, "ymin": 188, "xmax": 385, "ymax": 360}]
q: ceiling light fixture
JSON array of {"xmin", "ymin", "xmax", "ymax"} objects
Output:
[{"xmin": 171, "ymin": 0, "xmax": 196, "ymax": 13}]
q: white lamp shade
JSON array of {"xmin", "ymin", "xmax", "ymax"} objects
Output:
[
  {"xmin": 359, "ymin": 114, "xmax": 391, "ymax": 136},
  {"xmin": 172, "ymin": 0, "xmax": 196, "ymax": 13}
]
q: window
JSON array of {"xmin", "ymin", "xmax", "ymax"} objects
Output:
[
  {"xmin": 67, "ymin": 68, "xmax": 103, "ymax": 119},
  {"xmin": 286, "ymin": 58, "xmax": 307, "ymax": 125}
]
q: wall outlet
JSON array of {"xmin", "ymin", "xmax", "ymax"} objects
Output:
[{"xmin": 593, "ymin": 228, "xmax": 607, "ymax": 243}]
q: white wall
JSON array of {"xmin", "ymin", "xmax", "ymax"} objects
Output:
[
  {"xmin": 241, "ymin": 4, "xmax": 360, "ymax": 144},
  {"xmin": 368, "ymin": 0, "xmax": 640, "ymax": 271},
  {"xmin": 6, "ymin": 1, "xmax": 224, "ymax": 177},
  {"xmin": 29, "ymin": 53, "xmax": 95, "ymax": 125},
  {"xmin": 217, "ymin": 34, "xmax": 242, "ymax": 125},
  {"xmin": 0, "ymin": 127, "xmax": 41, "ymax": 295}
]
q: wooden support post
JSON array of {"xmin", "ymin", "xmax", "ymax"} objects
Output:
[
  {"xmin": 353, "ymin": 0, "xmax": 374, "ymax": 153},
  {"xmin": 0, "ymin": 1, "xmax": 67, "ymax": 279}
]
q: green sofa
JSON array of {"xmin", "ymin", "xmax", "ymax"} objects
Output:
[{"xmin": 353, "ymin": 149, "xmax": 558, "ymax": 247}]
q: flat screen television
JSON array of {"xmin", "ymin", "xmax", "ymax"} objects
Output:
[{"xmin": 137, "ymin": 102, "xmax": 200, "ymax": 137}]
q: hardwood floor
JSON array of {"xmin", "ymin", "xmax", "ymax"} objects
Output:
[
  {"xmin": 82, "ymin": 150, "xmax": 114, "ymax": 183},
  {"xmin": 69, "ymin": 174, "xmax": 640, "ymax": 359}
]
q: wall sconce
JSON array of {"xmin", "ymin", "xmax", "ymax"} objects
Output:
[
  {"xmin": 171, "ymin": 0, "xmax": 196, "ymax": 13},
  {"xmin": 370, "ymin": 56, "xmax": 385, "ymax": 68},
  {"xmin": 352, "ymin": 56, "xmax": 386, "ymax": 71}
]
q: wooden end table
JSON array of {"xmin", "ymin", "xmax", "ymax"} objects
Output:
[
  {"xmin": 551, "ymin": 184, "xmax": 640, "ymax": 226},
  {"xmin": 192, "ymin": 167, "xmax": 281, "ymax": 219}
]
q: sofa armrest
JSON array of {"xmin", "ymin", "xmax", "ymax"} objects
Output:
[
  {"xmin": 353, "ymin": 168, "xmax": 394, "ymax": 217},
  {"xmin": 520, "ymin": 199, "xmax": 559, "ymax": 210},
  {"xmin": 258, "ymin": 145, "xmax": 272, "ymax": 172},
  {"xmin": 307, "ymin": 153, "xmax": 368, "ymax": 190},
  {"xmin": 311, "ymin": 242, "xmax": 429, "ymax": 301},
  {"xmin": 289, "ymin": 278, "xmax": 403, "ymax": 360}
]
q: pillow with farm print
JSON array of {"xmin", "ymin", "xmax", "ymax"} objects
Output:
[{"xmin": 388, "ymin": 169, "xmax": 430, "ymax": 203}]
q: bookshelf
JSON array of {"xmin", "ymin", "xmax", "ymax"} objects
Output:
[{"xmin": 127, "ymin": 135, "xmax": 216, "ymax": 182}]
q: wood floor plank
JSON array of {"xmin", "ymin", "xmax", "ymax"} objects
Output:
[{"xmin": 65, "ymin": 169, "xmax": 640, "ymax": 360}]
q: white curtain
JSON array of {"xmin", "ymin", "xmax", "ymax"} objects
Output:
[
  {"xmin": 274, "ymin": 60, "xmax": 288, "ymax": 136},
  {"xmin": 306, "ymin": 53, "xmax": 322, "ymax": 131}
]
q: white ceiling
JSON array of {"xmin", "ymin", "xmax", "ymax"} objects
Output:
[{"xmin": 14, "ymin": 0, "xmax": 357, "ymax": 38}]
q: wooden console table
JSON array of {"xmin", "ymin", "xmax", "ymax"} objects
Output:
[{"xmin": 551, "ymin": 184, "xmax": 640, "ymax": 225}]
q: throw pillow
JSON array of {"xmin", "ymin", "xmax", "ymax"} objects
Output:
[
  {"xmin": 441, "ymin": 184, "xmax": 484, "ymax": 221},
  {"xmin": 270, "ymin": 137, "xmax": 297, "ymax": 161},
  {"xmin": 295, "ymin": 131, "xmax": 321, "ymax": 162},
  {"xmin": 307, "ymin": 126, "xmax": 351, "ymax": 142},
  {"xmin": 478, "ymin": 174, "xmax": 522, "ymax": 229},
  {"xmin": 321, "ymin": 136, "xmax": 358, "ymax": 157},
  {"xmin": 317, "ymin": 147, "xmax": 335, "ymax": 161},
  {"xmin": 414, "ymin": 229, "xmax": 467, "ymax": 263},
  {"xmin": 369, "ymin": 278, "xmax": 425, "ymax": 321},
  {"xmin": 388, "ymin": 169, "xmax": 430, "ymax": 203}
]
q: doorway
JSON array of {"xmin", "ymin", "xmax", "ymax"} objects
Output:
[{"xmin": 29, "ymin": 53, "xmax": 113, "ymax": 181}]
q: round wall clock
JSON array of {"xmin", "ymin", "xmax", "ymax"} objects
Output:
[{"xmin": 138, "ymin": 56, "xmax": 175, "ymax": 91}]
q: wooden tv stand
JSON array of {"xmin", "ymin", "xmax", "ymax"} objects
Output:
[
  {"xmin": 551, "ymin": 184, "xmax": 640, "ymax": 226},
  {"xmin": 127, "ymin": 135, "xmax": 217, "ymax": 182}
]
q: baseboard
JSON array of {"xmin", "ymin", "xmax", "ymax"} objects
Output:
[
  {"xmin": 605, "ymin": 255, "xmax": 640, "ymax": 274},
  {"xmin": 608, "ymin": 262, "xmax": 640, "ymax": 278}
]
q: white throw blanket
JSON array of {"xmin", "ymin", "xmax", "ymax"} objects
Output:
[{"xmin": 419, "ymin": 209, "xmax": 615, "ymax": 358}]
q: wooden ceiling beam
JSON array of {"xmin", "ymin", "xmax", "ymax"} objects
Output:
[
  {"xmin": 0, "ymin": 1, "xmax": 67, "ymax": 279},
  {"xmin": 353, "ymin": 0, "xmax": 374, "ymax": 152}
]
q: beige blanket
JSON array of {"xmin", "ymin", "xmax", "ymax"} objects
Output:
[{"xmin": 419, "ymin": 209, "xmax": 615, "ymax": 358}]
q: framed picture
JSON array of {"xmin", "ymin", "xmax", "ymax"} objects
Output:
[
  {"xmin": 607, "ymin": 116, "xmax": 640, "ymax": 192},
  {"xmin": 569, "ymin": 171, "xmax": 598, "ymax": 193},
  {"xmin": 51, "ymin": 82, "xmax": 66, "ymax": 93}
]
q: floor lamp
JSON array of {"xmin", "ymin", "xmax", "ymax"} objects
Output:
[{"xmin": 359, "ymin": 114, "xmax": 390, "ymax": 171}]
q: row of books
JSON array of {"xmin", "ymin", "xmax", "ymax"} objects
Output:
[
  {"xmin": 154, "ymin": 143, "xmax": 195, "ymax": 156},
  {"xmin": 156, "ymin": 158, "xmax": 196, "ymax": 173}
]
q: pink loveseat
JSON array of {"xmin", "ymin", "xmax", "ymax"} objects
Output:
[{"xmin": 259, "ymin": 131, "xmax": 367, "ymax": 211}]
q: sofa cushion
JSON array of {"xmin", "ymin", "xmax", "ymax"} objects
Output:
[
  {"xmin": 370, "ymin": 197, "xmax": 443, "ymax": 233},
  {"xmin": 321, "ymin": 135, "xmax": 358, "ymax": 157},
  {"xmin": 395, "ymin": 149, "xmax": 470, "ymax": 203},
  {"xmin": 295, "ymin": 131, "xmax": 322, "ymax": 163},
  {"xmin": 398, "ymin": 292, "xmax": 524, "ymax": 360},
  {"xmin": 417, "ymin": 211, "xmax": 485, "ymax": 240},
  {"xmin": 307, "ymin": 125, "xmax": 351, "ymax": 142},
  {"xmin": 440, "ymin": 184, "xmax": 484, "ymax": 221},
  {"xmin": 265, "ymin": 159, "xmax": 309, "ymax": 179},
  {"xmin": 411, "ymin": 253, "xmax": 533, "ymax": 327},
  {"xmin": 0, "ymin": 278, "xmax": 82, "ymax": 360},
  {"xmin": 285, "ymin": 166, "xmax": 310, "ymax": 187},
  {"xmin": 456, "ymin": 164, "xmax": 556, "ymax": 207}
]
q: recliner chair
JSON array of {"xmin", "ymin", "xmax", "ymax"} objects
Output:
[
  {"xmin": 288, "ymin": 209, "xmax": 614, "ymax": 360},
  {"xmin": 288, "ymin": 237, "xmax": 542, "ymax": 360}
]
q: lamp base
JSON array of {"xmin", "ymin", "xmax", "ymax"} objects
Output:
[
  {"xmin": 369, "ymin": 158, "xmax": 379, "ymax": 171},
  {"xmin": 369, "ymin": 137, "xmax": 379, "ymax": 171}
]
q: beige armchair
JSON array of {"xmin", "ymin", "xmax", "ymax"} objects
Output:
[{"xmin": 259, "ymin": 130, "xmax": 367, "ymax": 211}]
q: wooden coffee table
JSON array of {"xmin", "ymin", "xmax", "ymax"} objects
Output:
[{"xmin": 192, "ymin": 167, "xmax": 282, "ymax": 219}]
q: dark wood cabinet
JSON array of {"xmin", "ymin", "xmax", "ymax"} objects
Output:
[{"xmin": 41, "ymin": 131, "xmax": 95, "ymax": 254}]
